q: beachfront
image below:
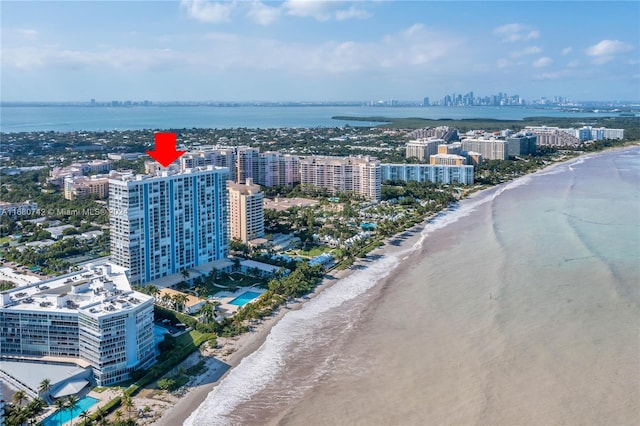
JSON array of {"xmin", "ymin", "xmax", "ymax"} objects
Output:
[{"xmin": 148, "ymin": 145, "xmax": 639, "ymax": 425}]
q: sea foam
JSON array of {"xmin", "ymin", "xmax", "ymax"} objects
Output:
[{"xmin": 183, "ymin": 167, "xmax": 574, "ymax": 425}]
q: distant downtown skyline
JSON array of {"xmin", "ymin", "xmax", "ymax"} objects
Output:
[{"xmin": 2, "ymin": 1, "xmax": 638, "ymax": 102}]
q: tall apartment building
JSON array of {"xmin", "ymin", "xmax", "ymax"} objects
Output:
[
  {"xmin": 63, "ymin": 174, "xmax": 111, "ymax": 200},
  {"xmin": 300, "ymin": 156, "xmax": 381, "ymax": 201},
  {"xmin": 228, "ymin": 178, "xmax": 265, "ymax": 243},
  {"xmin": 180, "ymin": 148, "xmax": 300, "ymax": 188},
  {"xmin": 407, "ymin": 127, "xmax": 458, "ymax": 142},
  {"xmin": 109, "ymin": 166, "xmax": 229, "ymax": 286},
  {"xmin": 236, "ymin": 147, "xmax": 260, "ymax": 184},
  {"xmin": 257, "ymin": 152, "xmax": 301, "ymax": 187},
  {"xmin": 381, "ymin": 164, "xmax": 474, "ymax": 185},
  {"xmin": 524, "ymin": 126, "xmax": 581, "ymax": 147},
  {"xmin": 460, "ymin": 137, "xmax": 509, "ymax": 160},
  {"xmin": 0, "ymin": 263, "xmax": 155, "ymax": 386},
  {"xmin": 405, "ymin": 138, "xmax": 443, "ymax": 162},
  {"xmin": 506, "ymin": 133, "xmax": 537, "ymax": 156},
  {"xmin": 181, "ymin": 148, "xmax": 237, "ymax": 182}
]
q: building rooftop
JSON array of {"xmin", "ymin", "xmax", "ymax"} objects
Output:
[
  {"xmin": 0, "ymin": 263, "xmax": 152, "ymax": 317},
  {"xmin": 109, "ymin": 165, "xmax": 228, "ymax": 183}
]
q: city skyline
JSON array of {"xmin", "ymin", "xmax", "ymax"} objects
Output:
[{"xmin": 1, "ymin": 1, "xmax": 639, "ymax": 102}]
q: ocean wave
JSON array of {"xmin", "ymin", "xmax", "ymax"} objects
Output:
[{"xmin": 184, "ymin": 167, "xmax": 578, "ymax": 426}]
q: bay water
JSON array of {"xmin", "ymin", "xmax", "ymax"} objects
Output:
[
  {"xmin": 186, "ymin": 147, "xmax": 640, "ymax": 425},
  {"xmin": 0, "ymin": 105, "xmax": 622, "ymax": 133}
]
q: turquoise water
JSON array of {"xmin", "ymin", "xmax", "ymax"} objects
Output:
[
  {"xmin": 0, "ymin": 105, "xmax": 623, "ymax": 133},
  {"xmin": 42, "ymin": 396, "xmax": 99, "ymax": 426},
  {"xmin": 229, "ymin": 291, "xmax": 262, "ymax": 306}
]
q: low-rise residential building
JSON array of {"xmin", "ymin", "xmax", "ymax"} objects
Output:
[
  {"xmin": 63, "ymin": 174, "xmax": 111, "ymax": 200},
  {"xmin": 381, "ymin": 164, "xmax": 474, "ymax": 185}
]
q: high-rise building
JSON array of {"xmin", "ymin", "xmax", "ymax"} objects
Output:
[
  {"xmin": 257, "ymin": 152, "xmax": 301, "ymax": 187},
  {"xmin": 228, "ymin": 178, "xmax": 265, "ymax": 244},
  {"xmin": 506, "ymin": 133, "xmax": 537, "ymax": 156},
  {"xmin": 0, "ymin": 263, "xmax": 155, "ymax": 386},
  {"xmin": 405, "ymin": 138, "xmax": 443, "ymax": 162},
  {"xmin": 236, "ymin": 147, "xmax": 260, "ymax": 184},
  {"xmin": 109, "ymin": 166, "xmax": 229, "ymax": 286},
  {"xmin": 300, "ymin": 155, "xmax": 381, "ymax": 201},
  {"xmin": 63, "ymin": 175, "xmax": 111, "ymax": 200},
  {"xmin": 460, "ymin": 137, "xmax": 509, "ymax": 160}
]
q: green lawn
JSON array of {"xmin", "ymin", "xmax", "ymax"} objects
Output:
[{"xmin": 288, "ymin": 245, "xmax": 330, "ymax": 258}]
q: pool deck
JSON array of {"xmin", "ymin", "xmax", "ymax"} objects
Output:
[{"xmin": 210, "ymin": 287, "xmax": 266, "ymax": 316}]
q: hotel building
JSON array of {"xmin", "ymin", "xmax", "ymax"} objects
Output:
[
  {"xmin": 381, "ymin": 164, "xmax": 474, "ymax": 185},
  {"xmin": 109, "ymin": 166, "xmax": 229, "ymax": 286},
  {"xmin": 0, "ymin": 263, "xmax": 155, "ymax": 386},
  {"xmin": 228, "ymin": 178, "xmax": 265, "ymax": 244},
  {"xmin": 300, "ymin": 155, "xmax": 382, "ymax": 201}
]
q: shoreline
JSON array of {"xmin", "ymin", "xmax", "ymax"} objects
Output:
[{"xmin": 147, "ymin": 144, "xmax": 639, "ymax": 425}]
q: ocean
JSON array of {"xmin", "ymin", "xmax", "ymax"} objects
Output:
[
  {"xmin": 0, "ymin": 105, "xmax": 623, "ymax": 133},
  {"xmin": 184, "ymin": 147, "xmax": 640, "ymax": 426}
]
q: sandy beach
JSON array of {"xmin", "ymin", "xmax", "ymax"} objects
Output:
[
  {"xmin": 148, "ymin": 261, "xmax": 361, "ymax": 426},
  {"xmin": 145, "ymin": 145, "xmax": 639, "ymax": 426}
]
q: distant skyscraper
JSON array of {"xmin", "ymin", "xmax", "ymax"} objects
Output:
[
  {"xmin": 423, "ymin": 97, "xmax": 430, "ymax": 107},
  {"xmin": 228, "ymin": 178, "xmax": 265, "ymax": 244},
  {"xmin": 109, "ymin": 166, "xmax": 229, "ymax": 285}
]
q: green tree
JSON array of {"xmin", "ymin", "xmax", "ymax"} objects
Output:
[{"xmin": 66, "ymin": 395, "xmax": 79, "ymax": 426}]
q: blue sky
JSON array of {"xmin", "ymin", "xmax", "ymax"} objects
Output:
[{"xmin": 1, "ymin": 1, "xmax": 639, "ymax": 102}]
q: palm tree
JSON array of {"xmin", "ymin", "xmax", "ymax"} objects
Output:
[
  {"xmin": 66, "ymin": 395, "xmax": 79, "ymax": 426},
  {"xmin": 79, "ymin": 409, "xmax": 90, "ymax": 425},
  {"xmin": 199, "ymin": 302, "xmax": 215, "ymax": 323},
  {"xmin": 172, "ymin": 293, "xmax": 188, "ymax": 313},
  {"xmin": 96, "ymin": 406, "xmax": 107, "ymax": 426},
  {"xmin": 12, "ymin": 389, "xmax": 28, "ymax": 407},
  {"xmin": 160, "ymin": 293, "xmax": 172, "ymax": 307},
  {"xmin": 121, "ymin": 393, "xmax": 134, "ymax": 418},
  {"xmin": 55, "ymin": 398, "xmax": 67, "ymax": 426},
  {"xmin": 145, "ymin": 284, "xmax": 159, "ymax": 301},
  {"xmin": 38, "ymin": 378, "xmax": 52, "ymax": 402},
  {"xmin": 114, "ymin": 409, "xmax": 123, "ymax": 422}
]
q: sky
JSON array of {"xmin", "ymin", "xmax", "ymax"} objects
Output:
[{"xmin": 1, "ymin": 0, "xmax": 639, "ymax": 102}]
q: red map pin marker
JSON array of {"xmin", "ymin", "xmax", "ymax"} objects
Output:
[{"xmin": 146, "ymin": 132, "xmax": 186, "ymax": 167}]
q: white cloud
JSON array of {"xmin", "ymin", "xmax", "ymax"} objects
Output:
[
  {"xmin": 586, "ymin": 39, "xmax": 633, "ymax": 64},
  {"xmin": 180, "ymin": 0, "xmax": 236, "ymax": 23},
  {"xmin": 493, "ymin": 23, "xmax": 540, "ymax": 43},
  {"xmin": 566, "ymin": 59, "xmax": 579, "ymax": 68},
  {"xmin": 335, "ymin": 5, "xmax": 372, "ymax": 21},
  {"xmin": 510, "ymin": 46, "xmax": 542, "ymax": 58},
  {"xmin": 533, "ymin": 57, "xmax": 552, "ymax": 68},
  {"xmin": 561, "ymin": 47, "xmax": 572, "ymax": 56},
  {"xmin": 282, "ymin": 0, "xmax": 371, "ymax": 22},
  {"xmin": 283, "ymin": 0, "xmax": 335, "ymax": 21},
  {"xmin": 1, "ymin": 25, "xmax": 465, "ymax": 77},
  {"xmin": 247, "ymin": 1, "xmax": 281, "ymax": 25}
]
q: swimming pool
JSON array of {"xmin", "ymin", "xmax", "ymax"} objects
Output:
[
  {"xmin": 42, "ymin": 396, "xmax": 99, "ymax": 426},
  {"xmin": 228, "ymin": 291, "xmax": 262, "ymax": 306}
]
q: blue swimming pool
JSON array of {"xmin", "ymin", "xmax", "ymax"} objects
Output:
[
  {"xmin": 42, "ymin": 396, "xmax": 99, "ymax": 426},
  {"xmin": 229, "ymin": 291, "xmax": 262, "ymax": 306}
]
